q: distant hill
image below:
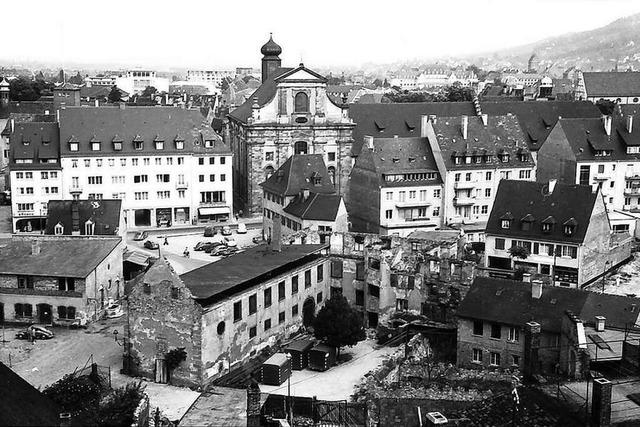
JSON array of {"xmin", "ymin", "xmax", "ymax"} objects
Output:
[{"xmin": 468, "ymin": 13, "xmax": 640, "ymax": 75}]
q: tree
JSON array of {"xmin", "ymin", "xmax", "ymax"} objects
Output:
[
  {"xmin": 9, "ymin": 77, "xmax": 42, "ymax": 101},
  {"xmin": 108, "ymin": 86, "xmax": 121, "ymax": 103},
  {"xmin": 96, "ymin": 381, "xmax": 146, "ymax": 427},
  {"xmin": 312, "ymin": 295, "xmax": 365, "ymax": 358},
  {"xmin": 444, "ymin": 82, "xmax": 475, "ymax": 102},
  {"xmin": 596, "ymin": 98, "xmax": 616, "ymax": 115},
  {"xmin": 43, "ymin": 373, "xmax": 103, "ymax": 425},
  {"xmin": 508, "ymin": 245, "xmax": 530, "ymax": 260},
  {"xmin": 141, "ymin": 86, "xmax": 157, "ymax": 98}
]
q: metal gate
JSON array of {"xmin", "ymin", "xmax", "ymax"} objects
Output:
[{"xmin": 314, "ymin": 399, "xmax": 366, "ymax": 426}]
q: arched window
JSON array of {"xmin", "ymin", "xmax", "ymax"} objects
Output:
[
  {"xmin": 54, "ymin": 222, "xmax": 64, "ymax": 235},
  {"xmin": 294, "ymin": 92, "xmax": 309, "ymax": 113},
  {"xmin": 328, "ymin": 166, "xmax": 336, "ymax": 185},
  {"xmin": 85, "ymin": 220, "xmax": 94, "ymax": 235},
  {"xmin": 265, "ymin": 166, "xmax": 275, "ymax": 179},
  {"xmin": 294, "ymin": 141, "xmax": 308, "ymax": 155}
]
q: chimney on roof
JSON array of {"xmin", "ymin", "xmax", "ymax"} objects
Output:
[
  {"xmin": 271, "ymin": 215, "xmax": 282, "ymax": 252},
  {"xmin": 119, "ymin": 102, "xmax": 125, "ymax": 110},
  {"xmin": 31, "ymin": 240, "xmax": 41, "ymax": 256},
  {"xmin": 94, "ymin": 99, "xmax": 99, "ymax": 108},
  {"xmin": 302, "ymin": 188, "xmax": 310, "ymax": 200},
  {"xmin": 10, "ymin": 118, "xmax": 14, "ymax": 133},
  {"xmin": 627, "ymin": 115, "xmax": 634, "ymax": 134},
  {"xmin": 481, "ymin": 114, "xmax": 488, "ymax": 126},
  {"xmin": 548, "ymin": 179, "xmax": 557, "ymax": 193},
  {"xmin": 522, "ymin": 272, "xmax": 531, "ymax": 283},
  {"xmin": 71, "ymin": 199, "xmax": 80, "ymax": 235},
  {"xmin": 365, "ymin": 136, "xmax": 374, "ymax": 150},
  {"xmin": 595, "ymin": 316, "xmax": 606, "ymax": 332},
  {"xmin": 531, "ymin": 280, "xmax": 543, "ymax": 299},
  {"xmin": 603, "ymin": 115, "xmax": 612, "ymax": 136},
  {"xmin": 461, "ymin": 115, "xmax": 468, "ymax": 140},
  {"xmin": 429, "ymin": 114, "xmax": 437, "ymax": 124}
]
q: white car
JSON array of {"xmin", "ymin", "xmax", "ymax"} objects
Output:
[
  {"xmin": 224, "ymin": 237, "xmax": 238, "ymax": 247},
  {"xmin": 106, "ymin": 303, "xmax": 124, "ymax": 319},
  {"xmin": 236, "ymin": 223, "xmax": 247, "ymax": 234}
]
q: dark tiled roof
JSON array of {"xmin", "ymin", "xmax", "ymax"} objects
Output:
[
  {"xmin": 0, "ymin": 362, "xmax": 60, "ymax": 427},
  {"xmin": 0, "ymin": 237, "xmax": 121, "ymax": 278},
  {"xmin": 486, "ymin": 180, "xmax": 597, "ymax": 244},
  {"xmin": 260, "ymin": 154, "xmax": 335, "ymax": 196},
  {"xmin": 457, "ymin": 277, "xmax": 590, "ymax": 333},
  {"xmin": 227, "ymin": 67, "xmax": 293, "ymax": 123},
  {"xmin": 0, "ymin": 100, "xmax": 54, "ymax": 119},
  {"xmin": 557, "ymin": 116, "xmax": 640, "ymax": 161},
  {"xmin": 430, "ymin": 115, "xmax": 534, "ymax": 170},
  {"xmin": 80, "ymin": 85, "xmax": 128, "ymax": 99},
  {"xmin": 482, "ymin": 101, "xmax": 601, "ymax": 151},
  {"xmin": 458, "ymin": 277, "xmax": 640, "ymax": 333},
  {"xmin": 583, "ymin": 72, "xmax": 640, "ymax": 97},
  {"xmin": 180, "ymin": 244, "xmax": 326, "ymax": 301},
  {"xmin": 283, "ymin": 193, "xmax": 343, "ymax": 221},
  {"xmin": 348, "ymin": 102, "xmax": 477, "ymax": 156},
  {"xmin": 59, "ymin": 106, "xmax": 230, "ymax": 156},
  {"xmin": 45, "ymin": 199, "xmax": 122, "ymax": 236},
  {"xmin": 9, "ymin": 122, "xmax": 60, "ymax": 167}
]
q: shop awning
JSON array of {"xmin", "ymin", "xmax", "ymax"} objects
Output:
[{"xmin": 198, "ymin": 207, "xmax": 230, "ymax": 216}]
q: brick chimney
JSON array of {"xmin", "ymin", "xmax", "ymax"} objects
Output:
[
  {"xmin": 461, "ymin": 115, "xmax": 468, "ymax": 140},
  {"xmin": 71, "ymin": 200, "xmax": 80, "ymax": 235},
  {"xmin": 523, "ymin": 321, "xmax": 541, "ymax": 381},
  {"xmin": 591, "ymin": 377, "xmax": 612, "ymax": 427},
  {"xmin": 271, "ymin": 214, "xmax": 282, "ymax": 252},
  {"xmin": 627, "ymin": 115, "xmax": 634, "ymax": 134},
  {"xmin": 602, "ymin": 115, "xmax": 611, "ymax": 136},
  {"xmin": 31, "ymin": 240, "xmax": 41, "ymax": 255},
  {"xmin": 531, "ymin": 280, "xmax": 543, "ymax": 299},
  {"xmin": 595, "ymin": 316, "xmax": 606, "ymax": 332}
]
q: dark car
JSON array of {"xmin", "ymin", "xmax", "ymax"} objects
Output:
[
  {"xmin": 252, "ymin": 235, "xmax": 266, "ymax": 245},
  {"xmin": 144, "ymin": 240, "xmax": 159, "ymax": 250},
  {"xmin": 204, "ymin": 242, "xmax": 225, "ymax": 253},
  {"xmin": 219, "ymin": 247, "xmax": 238, "ymax": 257},
  {"xmin": 194, "ymin": 241, "xmax": 209, "ymax": 251},
  {"xmin": 15, "ymin": 325, "xmax": 54, "ymax": 340},
  {"xmin": 210, "ymin": 245, "xmax": 229, "ymax": 256},
  {"xmin": 204, "ymin": 226, "xmax": 215, "ymax": 237},
  {"xmin": 133, "ymin": 231, "xmax": 148, "ymax": 241}
]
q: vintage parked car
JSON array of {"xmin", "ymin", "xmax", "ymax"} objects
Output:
[
  {"xmin": 133, "ymin": 231, "xmax": 148, "ymax": 241},
  {"xmin": 210, "ymin": 245, "xmax": 229, "ymax": 256},
  {"xmin": 221, "ymin": 226, "xmax": 232, "ymax": 236},
  {"xmin": 106, "ymin": 303, "xmax": 124, "ymax": 319},
  {"xmin": 252, "ymin": 235, "xmax": 266, "ymax": 244},
  {"xmin": 224, "ymin": 237, "xmax": 238, "ymax": 247},
  {"xmin": 204, "ymin": 242, "xmax": 225, "ymax": 253},
  {"xmin": 15, "ymin": 325, "xmax": 54, "ymax": 340},
  {"xmin": 143, "ymin": 240, "xmax": 159, "ymax": 250},
  {"xmin": 194, "ymin": 241, "xmax": 208, "ymax": 251},
  {"xmin": 219, "ymin": 247, "xmax": 238, "ymax": 257},
  {"xmin": 236, "ymin": 223, "xmax": 247, "ymax": 234}
]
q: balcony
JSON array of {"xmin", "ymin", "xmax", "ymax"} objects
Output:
[
  {"xmin": 395, "ymin": 200, "xmax": 431, "ymax": 209},
  {"xmin": 69, "ymin": 186, "xmax": 83, "ymax": 194},
  {"xmin": 624, "ymin": 187, "xmax": 640, "ymax": 196},
  {"xmin": 453, "ymin": 181, "xmax": 476, "ymax": 190},
  {"xmin": 14, "ymin": 210, "xmax": 35, "ymax": 217},
  {"xmin": 623, "ymin": 204, "xmax": 640, "ymax": 213},
  {"xmin": 176, "ymin": 182, "xmax": 188, "ymax": 190},
  {"xmin": 453, "ymin": 195, "xmax": 476, "ymax": 206}
]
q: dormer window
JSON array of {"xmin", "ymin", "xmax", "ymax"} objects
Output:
[
  {"xmin": 627, "ymin": 147, "xmax": 640, "ymax": 155},
  {"xmin": 521, "ymin": 214, "xmax": 535, "ymax": 231},
  {"xmin": 454, "ymin": 156, "xmax": 462, "ymax": 165},
  {"xmin": 112, "ymin": 135, "xmax": 123, "ymax": 151},
  {"xmin": 22, "ymin": 136, "xmax": 30, "ymax": 146},
  {"xmin": 90, "ymin": 136, "xmax": 101, "ymax": 151},
  {"xmin": 85, "ymin": 219, "xmax": 94, "ymax": 235},
  {"xmin": 519, "ymin": 153, "xmax": 528, "ymax": 162},
  {"xmin": 474, "ymin": 156, "xmax": 481, "ymax": 164},
  {"xmin": 174, "ymin": 135, "xmax": 185, "ymax": 150},
  {"xmin": 501, "ymin": 220, "xmax": 510, "ymax": 229},
  {"xmin": 204, "ymin": 139, "xmax": 214, "ymax": 148},
  {"xmin": 54, "ymin": 222, "xmax": 64, "ymax": 235},
  {"xmin": 42, "ymin": 137, "xmax": 50, "ymax": 145},
  {"xmin": 392, "ymin": 158, "xmax": 399, "ymax": 163},
  {"xmin": 563, "ymin": 218, "xmax": 577, "ymax": 236},
  {"xmin": 133, "ymin": 135, "xmax": 144, "ymax": 150},
  {"xmin": 68, "ymin": 135, "xmax": 79, "ymax": 152},
  {"xmin": 500, "ymin": 212, "xmax": 514, "ymax": 229},
  {"xmin": 154, "ymin": 135, "xmax": 164, "ymax": 150},
  {"xmin": 500, "ymin": 153, "xmax": 509, "ymax": 163}
]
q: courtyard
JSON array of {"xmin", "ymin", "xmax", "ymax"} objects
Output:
[{"xmin": 585, "ymin": 252, "xmax": 640, "ymax": 296}]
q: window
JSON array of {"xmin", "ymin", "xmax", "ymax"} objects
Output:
[
  {"xmin": 327, "ymin": 152, "xmax": 336, "ymax": 162},
  {"xmin": 434, "ymin": 189, "xmax": 441, "ymax": 198},
  {"xmin": 317, "ymin": 292, "xmax": 323, "ymax": 303},
  {"xmin": 294, "ymin": 92, "xmax": 309, "ymax": 113},
  {"xmin": 198, "ymin": 158, "xmax": 204, "ymax": 165},
  {"xmin": 490, "ymin": 323, "xmax": 501, "ymax": 339},
  {"xmin": 279, "ymin": 311, "xmax": 285, "ymax": 324},
  {"xmin": 356, "ymin": 262, "xmax": 365, "ymax": 280},
  {"xmin": 579, "ymin": 165, "xmax": 590, "ymax": 186},
  {"xmin": 519, "ymin": 170, "xmax": 531, "ymax": 179},
  {"xmin": 501, "ymin": 219, "xmax": 510, "ymax": 229},
  {"xmin": 473, "ymin": 320, "xmax": 483, "ymax": 336},
  {"xmin": 88, "ymin": 176, "xmax": 102, "ymax": 185},
  {"xmin": 398, "ymin": 191, "xmax": 406, "ymax": 202},
  {"xmin": 156, "ymin": 174, "xmax": 170, "ymax": 183},
  {"xmin": 221, "ymin": 174, "xmax": 226, "ymax": 181},
  {"xmin": 465, "ymin": 172, "xmax": 472, "ymax": 181},
  {"xmin": 331, "ymin": 260, "xmax": 343, "ymax": 278},
  {"xmin": 249, "ymin": 325, "xmax": 257, "ymax": 338},
  {"xmin": 396, "ymin": 298, "xmax": 408, "ymax": 311},
  {"xmin": 264, "ymin": 318, "xmax": 271, "ymax": 331},
  {"xmin": 355, "ymin": 289, "xmax": 364, "ymax": 306},
  {"xmin": 495, "ymin": 238, "xmax": 505, "ymax": 250},
  {"xmin": 157, "ymin": 191, "xmax": 170, "ymax": 199},
  {"xmin": 368, "ymin": 284, "xmax": 380, "ymax": 298},
  {"xmin": 265, "ymin": 151, "xmax": 274, "ymax": 161},
  {"xmin": 598, "ymin": 164, "xmax": 605, "ymax": 174},
  {"xmin": 385, "ymin": 210, "xmax": 392, "ymax": 219},
  {"xmin": 485, "ymin": 188, "xmax": 491, "ymax": 198},
  {"xmin": 292, "ymin": 304, "xmax": 299, "ymax": 317},
  {"xmin": 208, "ymin": 157, "xmax": 215, "ymax": 165},
  {"xmin": 291, "ymin": 275, "xmax": 298, "ymax": 294},
  {"xmin": 171, "ymin": 287, "xmax": 180, "ymax": 299},
  {"xmin": 564, "ymin": 225, "xmax": 575, "ymax": 236},
  {"xmin": 409, "ymin": 190, "xmax": 416, "ymax": 199},
  {"xmin": 18, "ymin": 276, "xmax": 34, "ymax": 289},
  {"xmin": 233, "ymin": 301, "xmax": 242, "ymax": 322},
  {"xmin": 199, "ymin": 175, "xmax": 204, "ymax": 182},
  {"xmin": 294, "ymin": 141, "xmax": 308, "ymax": 154},
  {"xmin": 249, "ymin": 294, "xmax": 257, "ymax": 314},
  {"xmin": 133, "ymin": 175, "xmax": 148, "ymax": 183},
  {"xmin": 481, "ymin": 205, "xmax": 488, "ymax": 215},
  {"xmin": 15, "ymin": 303, "xmax": 33, "ymax": 318},
  {"xmin": 84, "ymin": 159, "xmax": 91, "ymax": 167},
  {"xmin": 54, "ymin": 223, "xmax": 64, "ymax": 235},
  {"xmin": 472, "ymin": 348, "xmax": 483, "ymax": 363},
  {"xmin": 143, "ymin": 158, "xmax": 150, "ymax": 165},
  {"xmin": 512, "ymin": 355, "xmax": 520, "ymax": 366},
  {"xmin": 41, "ymin": 172, "xmax": 48, "ymax": 179},
  {"xmin": 305, "ymin": 270, "xmax": 311, "ymax": 288},
  {"xmin": 278, "ymin": 281, "xmax": 285, "ymax": 301},
  {"xmin": 508, "ymin": 327, "xmax": 520, "ymax": 342},
  {"xmin": 220, "ymin": 156, "xmax": 226, "ymax": 164},
  {"xmin": 209, "ymin": 174, "xmax": 215, "ymax": 182},
  {"xmin": 58, "ymin": 277, "xmax": 75, "ymax": 291},
  {"xmin": 264, "ymin": 287, "xmax": 272, "ymax": 307},
  {"xmin": 490, "ymin": 352, "xmax": 501, "ymax": 366},
  {"xmin": 317, "ymin": 264, "xmax": 324, "ymax": 282}
]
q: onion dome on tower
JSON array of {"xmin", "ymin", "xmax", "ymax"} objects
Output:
[{"xmin": 261, "ymin": 33, "xmax": 283, "ymax": 83}]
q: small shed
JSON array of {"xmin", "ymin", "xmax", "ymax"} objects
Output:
[
  {"xmin": 260, "ymin": 353, "xmax": 291, "ymax": 386},
  {"xmin": 283, "ymin": 339, "xmax": 315, "ymax": 370},
  {"xmin": 308, "ymin": 344, "xmax": 336, "ymax": 371}
]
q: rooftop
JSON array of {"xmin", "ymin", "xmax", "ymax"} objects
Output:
[
  {"xmin": 0, "ymin": 236, "xmax": 121, "ymax": 278},
  {"xmin": 45, "ymin": 199, "xmax": 122, "ymax": 236},
  {"xmin": 486, "ymin": 180, "xmax": 597, "ymax": 244},
  {"xmin": 583, "ymin": 71, "xmax": 640, "ymax": 97},
  {"xmin": 9, "ymin": 122, "xmax": 61, "ymax": 169},
  {"xmin": 260, "ymin": 154, "xmax": 335, "ymax": 196},
  {"xmin": 180, "ymin": 244, "xmax": 327, "ymax": 303},
  {"xmin": 283, "ymin": 193, "xmax": 343, "ymax": 221}
]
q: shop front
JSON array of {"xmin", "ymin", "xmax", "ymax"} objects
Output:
[{"xmin": 198, "ymin": 206, "xmax": 230, "ymax": 223}]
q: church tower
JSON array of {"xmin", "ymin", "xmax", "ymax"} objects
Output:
[
  {"xmin": 261, "ymin": 34, "xmax": 282, "ymax": 82},
  {"xmin": 0, "ymin": 78, "xmax": 10, "ymax": 108}
]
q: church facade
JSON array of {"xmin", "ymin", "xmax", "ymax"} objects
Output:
[{"xmin": 227, "ymin": 35, "xmax": 355, "ymax": 214}]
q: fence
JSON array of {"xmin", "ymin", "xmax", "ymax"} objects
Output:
[
  {"xmin": 261, "ymin": 393, "xmax": 367, "ymax": 426},
  {"xmin": 72, "ymin": 360, "xmax": 112, "ymax": 389}
]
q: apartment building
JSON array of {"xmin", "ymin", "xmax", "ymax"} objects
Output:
[
  {"xmin": 422, "ymin": 114, "xmax": 536, "ymax": 241},
  {"xmin": 484, "ymin": 180, "xmax": 631, "ymax": 288},
  {"xmin": 58, "ymin": 106, "xmax": 232, "ymax": 227},
  {"xmin": 9, "ymin": 122, "xmax": 62, "ymax": 232},
  {"xmin": 537, "ymin": 114, "xmax": 640, "ymax": 236},
  {"xmin": 186, "ymin": 70, "xmax": 235, "ymax": 88},
  {"xmin": 349, "ymin": 136, "xmax": 443, "ymax": 236}
]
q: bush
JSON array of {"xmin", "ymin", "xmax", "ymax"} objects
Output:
[
  {"xmin": 96, "ymin": 381, "xmax": 146, "ymax": 427},
  {"xmin": 43, "ymin": 374, "xmax": 103, "ymax": 425}
]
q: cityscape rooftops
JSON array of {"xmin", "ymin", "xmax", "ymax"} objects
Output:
[{"xmin": 260, "ymin": 154, "xmax": 335, "ymax": 196}]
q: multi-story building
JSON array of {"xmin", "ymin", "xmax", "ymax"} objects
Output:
[
  {"xmin": 125, "ymin": 243, "xmax": 330, "ymax": 386},
  {"xmin": 227, "ymin": 35, "xmax": 355, "ymax": 214},
  {"xmin": 261, "ymin": 154, "xmax": 347, "ymax": 240},
  {"xmin": 537, "ymin": 114, "xmax": 640, "ymax": 235},
  {"xmin": 186, "ymin": 70, "xmax": 235, "ymax": 88},
  {"xmin": 578, "ymin": 71, "xmax": 640, "ymax": 104},
  {"xmin": 457, "ymin": 277, "xmax": 640, "ymax": 378},
  {"xmin": 9, "ymin": 122, "xmax": 62, "ymax": 232},
  {"xmin": 115, "ymin": 70, "xmax": 169, "ymax": 95},
  {"xmin": 422, "ymin": 114, "xmax": 536, "ymax": 241},
  {"xmin": 45, "ymin": 199, "xmax": 125, "ymax": 237},
  {"xmin": 0, "ymin": 235, "xmax": 124, "ymax": 325},
  {"xmin": 84, "ymin": 75, "xmax": 117, "ymax": 87},
  {"xmin": 58, "ymin": 106, "xmax": 233, "ymax": 227},
  {"xmin": 484, "ymin": 180, "xmax": 631, "ymax": 288},
  {"xmin": 349, "ymin": 136, "xmax": 443, "ymax": 236}
]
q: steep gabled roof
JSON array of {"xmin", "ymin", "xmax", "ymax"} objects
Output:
[
  {"xmin": 9, "ymin": 122, "xmax": 60, "ymax": 169},
  {"xmin": 260, "ymin": 154, "xmax": 335, "ymax": 196},
  {"xmin": 583, "ymin": 72, "xmax": 640, "ymax": 97},
  {"xmin": 557, "ymin": 116, "xmax": 640, "ymax": 161},
  {"xmin": 482, "ymin": 101, "xmax": 601, "ymax": 151},
  {"xmin": 227, "ymin": 67, "xmax": 293, "ymax": 123},
  {"xmin": 283, "ymin": 193, "xmax": 343, "ymax": 221},
  {"xmin": 348, "ymin": 102, "xmax": 476, "ymax": 156},
  {"xmin": 486, "ymin": 180, "xmax": 598, "ymax": 244},
  {"xmin": 45, "ymin": 199, "xmax": 122, "ymax": 236},
  {"xmin": 458, "ymin": 277, "xmax": 640, "ymax": 333}
]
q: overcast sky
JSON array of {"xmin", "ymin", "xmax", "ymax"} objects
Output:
[{"xmin": 5, "ymin": 0, "xmax": 640, "ymax": 70}]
